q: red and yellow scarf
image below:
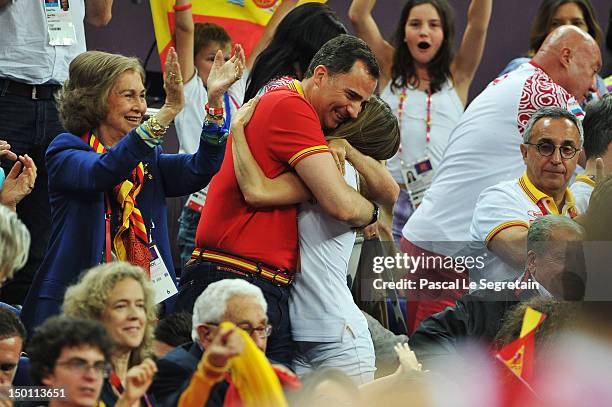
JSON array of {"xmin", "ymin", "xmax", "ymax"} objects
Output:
[{"xmin": 82, "ymin": 132, "xmax": 151, "ymax": 274}]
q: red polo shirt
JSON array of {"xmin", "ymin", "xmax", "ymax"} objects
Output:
[{"xmin": 195, "ymin": 87, "xmax": 329, "ymax": 272}]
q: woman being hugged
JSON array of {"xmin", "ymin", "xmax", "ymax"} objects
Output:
[{"xmin": 349, "ymin": 0, "xmax": 492, "ymax": 243}]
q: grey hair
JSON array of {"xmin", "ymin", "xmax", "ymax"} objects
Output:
[
  {"xmin": 522, "ymin": 106, "xmax": 584, "ymax": 145},
  {"xmin": 0, "ymin": 205, "xmax": 30, "ymax": 282},
  {"xmin": 191, "ymin": 279, "xmax": 267, "ymax": 342},
  {"xmin": 527, "ymin": 215, "xmax": 584, "ymax": 254}
]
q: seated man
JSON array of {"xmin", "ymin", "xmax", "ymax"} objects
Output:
[
  {"xmin": 150, "ymin": 279, "xmax": 299, "ymax": 406},
  {"xmin": 153, "ymin": 312, "xmax": 193, "ymax": 360},
  {"xmin": 410, "ymin": 215, "xmax": 585, "ymax": 367},
  {"xmin": 570, "ymin": 94, "xmax": 612, "ymax": 213},
  {"xmin": 27, "ymin": 316, "xmax": 154, "ymax": 407},
  {"xmin": 0, "ymin": 307, "xmax": 25, "ymax": 387},
  {"xmin": 470, "ymin": 106, "xmax": 583, "ymax": 281}
]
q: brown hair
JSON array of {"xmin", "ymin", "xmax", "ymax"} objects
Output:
[
  {"xmin": 57, "ymin": 51, "xmax": 144, "ymax": 136},
  {"xmin": 194, "ymin": 22, "xmax": 231, "ymax": 57},
  {"xmin": 327, "ymin": 96, "xmax": 400, "ymax": 161},
  {"xmin": 528, "ymin": 0, "xmax": 603, "ymax": 54},
  {"xmin": 62, "ymin": 262, "xmax": 156, "ymax": 368}
]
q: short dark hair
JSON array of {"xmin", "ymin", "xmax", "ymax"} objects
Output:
[
  {"xmin": 244, "ymin": 3, "xmax": 347, "ymax": 102},
  {"xmin": 304, "ymin": 34, "xmax": 380, "ymax": 80},
  {"xmin": 154, "ymin": 312, "xmax": 193, "ymax": 347},
  {"xmin": 27, "ymin": 316, "xmax": 114, "ymax": 385},
  {"xmin": 583, "ymin": 94, "xmax": 612, "ymax": 160},
  {"xmin": 391, "ymin": 0, "xmax": 455, "ymax": 94},
  {"xmin": 0, "ymin": 307, "xmax": 25, "ymax": 341},
  {"xmin": 194, "ymin": 22, "xmax": 232, "ymax": 57}
]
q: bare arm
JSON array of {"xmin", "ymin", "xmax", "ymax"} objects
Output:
[
  {"xmin": 450, "ymin": 0, "xmax": 492, "ymax": 105},
  {"xmin": 295, "ymin": 153, "xmax": 375, "ymax": 227},
  {"xmin": 174, "ymin": 0, "xmax": 196, "ymax": 84},
  {"xmin": 231, "ymin": 98, "xmax": 311, "ymax": 207},
  {"xmin": 487, "ymin": 226, "xmax": 528, "ymax": 270},
  {"xmin": 346, "ymin": 145, "xmax": 399, "ymax": 209},
  {"xmin": 84, "ymin": 0, "xmax": 113, "ymax": 27},
  {"xmin": 246, "ymin": 0, "xmax": 298, "ymax": 70},
  {"xmin": 348, "ymin": 0, "xmax": 395, "ymax": 89}
]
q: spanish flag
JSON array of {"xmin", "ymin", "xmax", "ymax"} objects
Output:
[
  {"xmin": 150, "ymin": 0, "xmax": 325, "ymax": 67},
  {"xmin": 495, "ymin": 306, "xmax": 547, "ymax": 406}
]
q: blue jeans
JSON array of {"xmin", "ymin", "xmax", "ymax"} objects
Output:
[
  {"xmin": 0, "ymin": 82, "xmax": 64, "ymax": 305},
  {"xmin": 175, "ymin": 260, "xmax": 294, "ymax": 367},
  {"xmin": 177, "ymin": 206, "xmax": 201, "ymax": 269}
]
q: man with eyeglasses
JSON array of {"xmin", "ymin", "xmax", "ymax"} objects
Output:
[
  {"xmin": 0, "ymin": 307, "xmax": 25, "ymax": 391},
  {"xmin": 470, "ymin": 107, "xmax": 583, "ymax": 281},
  {"xmin": 151, "ymin": 279, "xmax": 299, "ymax": 406},
  {"xmin": 26, "ymin": 316, "xmax": 155, "ymax": 407}
]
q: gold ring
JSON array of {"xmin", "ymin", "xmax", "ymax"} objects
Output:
[{"xmin": 175, "ymin": 78, "xmax": 183, "ymax": 84}]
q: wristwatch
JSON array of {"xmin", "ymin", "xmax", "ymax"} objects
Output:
[{"xmin": 366, "ymin": 203, "xmax": 379, "ymax": 227}]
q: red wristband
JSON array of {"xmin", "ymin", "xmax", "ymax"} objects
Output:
[
  {"xmin": 205, "ymin": 103, "xmax": 224, "ymax": 116},
  {"xmin": 173, "ymin": 3, "xmax": 192, "ymax": 11}
]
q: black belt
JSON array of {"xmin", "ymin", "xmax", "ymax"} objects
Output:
[{"xmin": 1, "ymin": 78, "xmax": 61, "ymax": 100}]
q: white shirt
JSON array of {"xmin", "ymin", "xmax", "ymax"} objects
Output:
[
  {"xmin": 470, "ymin": 173, "xmax": 578, "ymax": 281},
  {"xmin": 403, "ymin": 62, "xmax": 582, "ymax": 251},
  {"xmin": 290, "ymin": 163, "xmax": 369, "ymax": 342},
  {"xmin": 381, "ymin": 79, "xmax": 464, "ymax": 183},
  {"xmin": 0, "ymin": 1, "xmax": 86, "ymax": 84},
  {"xmin": 174, "ymin": 69, "xmax": 245, "ymax": 154},
  {"xmin": 569, "ymin": 174, "xmax": 595, "ymax": 214}
]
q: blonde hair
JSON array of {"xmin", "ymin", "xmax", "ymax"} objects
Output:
[
  {"xmin": 0, "ymin": 205, "xmax": 30, "ymax": 282},
  {"xmin": 57, "ymin": 51, "xmax": 145, "ymax": 136},
  {"xmin": 62, "ymin": 262, "xmax": 156, "ymax": 367},
  {"xmin": 327, "ymin": 96, "xmax": 400, "ymax": 161}
]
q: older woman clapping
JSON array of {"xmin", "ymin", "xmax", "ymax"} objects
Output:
[{"xmin": 22, "ymin": 47, "xmax": 242, "ymax": 333}]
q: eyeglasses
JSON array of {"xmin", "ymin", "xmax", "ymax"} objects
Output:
[
  {"xmin": 206, "ymin": 322, "xmax": 273, "ymax": 339},
  {"xmin": 0, "ymin": 363, "xmax": 17, "ymax": 372},
  {"xmin": 523, "ymin": 141, "xmax": 580, "ymax": 159},
  {"xmin": 56, "ymin": 358, "xmax": 111, "ymax": 378}
]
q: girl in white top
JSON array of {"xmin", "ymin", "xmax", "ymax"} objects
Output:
[{"xmin": 349, "ymin": 0, "xmax": 492, "ymax": 242}]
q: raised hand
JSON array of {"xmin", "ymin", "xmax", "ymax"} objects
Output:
[
  {"xmin": 207, "ymin": 44, "xmax": 246, "ymax": 106},
  {"xmin": 118, "ymin": 358, "xmax": 157, "ymax": 407},
  {"xmin": 205, "ymin": 326, "xmax": 245, "ymax": 369},
  {"xmin": 394, "ymin": 342, "xmax": 422, "ymax": 374},
  {"xmin": 162, "ymin": 47, "xmax": 185, "ymax": 117},
  {"xmin": 0, "ymin": 140, "xmax": 17, "ymax": 162},
  {"xmin": 0, "ymin": 154, "xmax": 37, "ymax": 211}
]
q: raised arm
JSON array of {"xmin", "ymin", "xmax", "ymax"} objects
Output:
[
  {"xmin": 348, "ymin": 0, "xmax": 395, "ymax": 89},
  {"xmin": 231, "ymin": 97, "xmax": 311, "ymax": 207},
  {"xmin": 450, "ymin": 0, "xmax": 492, "ymax": 105},
  {"xmin": 84, "ymin": 0, "xmax": 113, "ymax": 27},
  {"xmin": 174, "ymin": 0, "xmax": 196, "ymax": 84},
  {"xmin": 246, "ymin": 0, "xmax": 298, "ymax": 70}
]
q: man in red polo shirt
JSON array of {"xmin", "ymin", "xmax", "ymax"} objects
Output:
[{"xmin": 175, "ymin": 35, "xmax": 381, "ymax": 366}]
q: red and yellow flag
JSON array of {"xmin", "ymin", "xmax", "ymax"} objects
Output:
[
  {"xmin": 150, "ymin": 0, "xmax": 325, "ymax": 67},
  {"xmin": 495, "ymin": 306, "xmax": 547, "ymax": 407}
]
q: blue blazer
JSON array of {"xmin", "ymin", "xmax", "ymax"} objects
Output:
[{"xmin": 21, "ymin": 130, "xmax": 224, "ymax": 333}]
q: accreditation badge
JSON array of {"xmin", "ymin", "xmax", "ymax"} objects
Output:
[
  {"xmin": 149, "ymin": 244, "xmax": 178, "ymax": 304},
  {"xmin": 44, "ymin": 0, "xmax": 77, "ymax": 46},
  {"xmin": 401, "ymin": 156, "xmax": 434, "ymax": 209}
]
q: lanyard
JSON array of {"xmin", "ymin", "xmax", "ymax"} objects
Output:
[
  {"xmin": 109, "ymin": 371, "xmax": 152, "ymax": 407},
  {"xmin": 104, "ymin": 193, "xmax": 113, "ymax": 263},
  {"xmin": 398, "ymin": 86, "xmax": 432, "ymax": 144}
]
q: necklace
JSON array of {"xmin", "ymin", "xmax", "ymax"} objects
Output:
[{"xmin": 398, "ymin": 84, "xmax": 432, "ymax": 143}]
